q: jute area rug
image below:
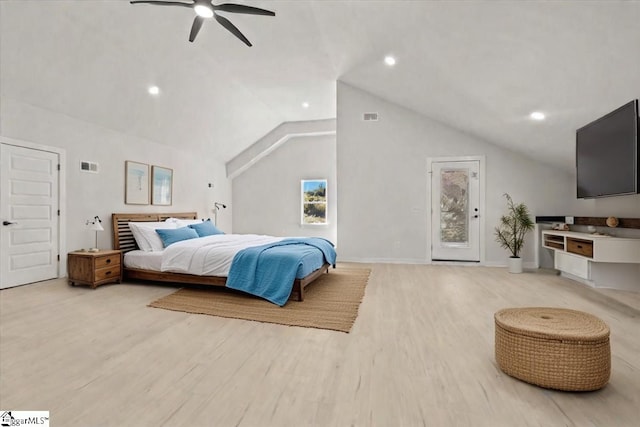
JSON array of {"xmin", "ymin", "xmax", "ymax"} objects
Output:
[{"xmin": 148, "ymin": 267, "xmax": 371, "ymax": 333}]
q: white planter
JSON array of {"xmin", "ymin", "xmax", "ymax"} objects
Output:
[{"xmin": 508, "ymin": 257, "xmax": 523, "ymax": 274}]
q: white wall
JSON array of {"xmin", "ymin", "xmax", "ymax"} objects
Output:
[
  {"xmin": 571, "ymin": 194, "xmax": 640, "ymax": 218},
  {"xmin": 232, "ymin": 134, "xmax": 337, "ymax": 242},
  {"xmin": 337, "ymin": 82, "xmax": 577, "ymax": 265},
  {"xmin": 0, "ymin": 98, "xmax": 232, "ymax": 267}
]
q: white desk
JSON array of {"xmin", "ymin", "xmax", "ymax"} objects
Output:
[{"xmin": 542, "ymin": 230, "xmax": 640, "ymax": 291}]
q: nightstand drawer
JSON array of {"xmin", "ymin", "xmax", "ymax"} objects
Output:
[
  {"xmin": 95, "ymin": 265, "xmax": 121, "ymax": 282},
  {"xmin": 96, "ymin": 254, "xmax": 121, "ymax": 269},
  {"xmin": 567, "ymin": 238, "xmax": 594, "ymax": 258}
]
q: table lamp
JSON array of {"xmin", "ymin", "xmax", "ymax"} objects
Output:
[{"xmin": 87, "ymin": 216, "xmax": 104, "ymax": 252}]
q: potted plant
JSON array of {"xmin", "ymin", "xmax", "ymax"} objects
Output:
[{"xmin": 494, "ymin": 193, "xmax": 534, "ymax": 273}]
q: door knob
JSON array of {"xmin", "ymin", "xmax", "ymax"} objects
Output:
[{"xmin": 3, "ymin": 221, "xmax": 17, "ymax": 226}]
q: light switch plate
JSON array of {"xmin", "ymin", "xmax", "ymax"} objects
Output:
[{"xmin": 565, "ymin": 216, "xmax": 574, "ymax": 224}]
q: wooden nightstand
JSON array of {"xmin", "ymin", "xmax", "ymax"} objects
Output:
[{"xmin": 67, "ymin": 249, "xmax": 122, "ymax": 288}]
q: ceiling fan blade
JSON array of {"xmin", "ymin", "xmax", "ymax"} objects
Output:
[
  {"xmin": 130, "ymin": 1, "xmax": 194, "ymax": 8},
  {"xmin": 214, "ymin": 13, "xmax": 252, "ymax": 46},
  {"xmin": 189, "ymin": 16, "xmax": 205, "ymax": 42},
  {"xmin": 212, "ymin": 3, "xmax": 275, "ymax": 16}
]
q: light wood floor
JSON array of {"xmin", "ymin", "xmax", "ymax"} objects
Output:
[{"xmin": 1, "ymin": 263, "xmax": 639, "ymax": 427}]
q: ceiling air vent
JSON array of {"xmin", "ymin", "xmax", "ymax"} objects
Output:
[
  {"xmin": 363, "ymin": 112, "xmax": 379, "ymax": 121},
  {"xmin": 80, "ymin": 161, "xmax": 99, "ymax": 173}
]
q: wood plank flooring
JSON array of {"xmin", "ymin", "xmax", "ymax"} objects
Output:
[{"xmin": 1, "ymin": 263, "xmax": 639, "ymax": 427}]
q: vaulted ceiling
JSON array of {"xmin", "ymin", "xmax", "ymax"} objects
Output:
[{"xmin": 2, "ymin": 0, "xmax": 639, "ymax": 172}]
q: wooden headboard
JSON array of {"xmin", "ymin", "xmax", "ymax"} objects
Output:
[{"xmin": 112, "ymin": 212, "xmax": 198, "ymax": 253}]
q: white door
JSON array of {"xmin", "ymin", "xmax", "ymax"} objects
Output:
[
  {"xmin": 1, "ymin": 144, "xmax": 59, "ymax": 288},
  {"xmin": 431, "ymin": 160, "xmax": 480, "ymax": 262}
]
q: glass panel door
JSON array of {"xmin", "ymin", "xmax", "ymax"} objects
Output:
[
  {"xmin": 431, "ymin": 160, "xmax": 480, "ymax": 262},
  {"xmin": 440, "ymin": 169, "xmax": 469, "ymax": 245}
]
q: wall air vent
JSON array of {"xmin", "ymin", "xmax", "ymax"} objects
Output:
[
  {"xmin": 363, "ymin": 112, "xmax": 379, "ymax": 121},
  {"xmin": 80, "ymin": 161, "xmax": 99, "ymax": 173}
]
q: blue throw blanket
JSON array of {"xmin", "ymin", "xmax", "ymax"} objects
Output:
[{"xmin": 226, "ymin": 238, "xmax": 337, "ymax": 306}]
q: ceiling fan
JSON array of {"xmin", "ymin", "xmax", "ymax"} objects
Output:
[{"xmin": 130, "ymin": 0, "xmax": 275, "ymax": 46}]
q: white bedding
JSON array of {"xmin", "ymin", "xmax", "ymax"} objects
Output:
[
  {"xmin": 124, "ymin": 250, "xmax": 163, "ymax": 271},
  {"xmin": 160, "ymin": 234, "xmax": 283, "ymax": 276}
]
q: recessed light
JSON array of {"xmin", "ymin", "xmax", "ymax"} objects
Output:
[
  {"xmin": 384, "ymin": 56, "xmax": 396, "ymax": 66},
  {"xmin": 302, "ymin": 102, "xmax": 310, "ymax": 109},
  {"xmin": 148, "ymin": 86, "xmax": 160, "ymax": 95},
  {"xmin": 530, "ymin": 111, "xmax": 545, "ymax": 121}
]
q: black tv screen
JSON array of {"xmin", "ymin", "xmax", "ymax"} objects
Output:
[{"xmin": 576, "ymin": 99, "xmax": 639, "ymax": 198}]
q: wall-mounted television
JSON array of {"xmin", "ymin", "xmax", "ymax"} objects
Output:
[{"xmin": 576, "ymin": 99, "xmax": 639, "ymax": 198}]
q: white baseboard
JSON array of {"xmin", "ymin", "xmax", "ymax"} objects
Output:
[
  {"xmin": 484, "ymin": 261, "xmax": 538, "ymax": 269},
  {"xmin": 338, "ymin": 257, "xmax": 427, "ymax": 265},
  {"xmin": 338, "ymin": 258, "xmax": 538, "ymax": 269}
]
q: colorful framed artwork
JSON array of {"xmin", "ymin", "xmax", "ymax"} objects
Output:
[
  {"xmin": 152, "ymin": 165, "xmax": 173, "ymax": 206},
  {"xmin": 301, "ymin": 179, "xmax": 327, "ymax": 224},
  {"xmin": 125, "ymin": 161, "xmax": 149, "ymax": 205}
]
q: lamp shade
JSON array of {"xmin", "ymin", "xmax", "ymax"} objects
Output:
[{"xmin": 89, "ymin": 221, "xmax": 104, "ymax": 232}]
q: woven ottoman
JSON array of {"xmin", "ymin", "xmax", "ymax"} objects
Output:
[{"xmin": 494, "ymin": 307, "xmax": 610, "ymax": 391}]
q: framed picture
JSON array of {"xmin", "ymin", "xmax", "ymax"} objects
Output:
[
  {"xmin": 152, "ymin": 165, "xmax": 173, "ymax": 206},
  {"xmin": 125, "ymin": 161, "xmax": 149, "ymax": 205},
  {"xmin": 301, "ymin": 179, "xmax": 327, "ymax": 224}
]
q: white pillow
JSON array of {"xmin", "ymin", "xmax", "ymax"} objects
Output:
[
  {"xmin": 175, "ymin": 219, "xmax": 204, "ymax": 228},
  {"xmin": 128, "ymin": 221, "xmax": 177, "ymax": 251},
  {"xmin": 165, "ymin": 218, "xmax": 204, "ymax": 227}
]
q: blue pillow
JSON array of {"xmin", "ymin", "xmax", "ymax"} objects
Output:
[
  {"xmin": 155, "ymin": 226, "xmax": 199, "ymax": 247},
  {"xmin": 188, "ymin": 219, "xmax": 224, "ymax": 237}
]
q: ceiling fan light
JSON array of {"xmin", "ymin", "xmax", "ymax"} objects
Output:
[{"xmin": 194, "ymin": 5, "xmax": 214, "ymax": 18}]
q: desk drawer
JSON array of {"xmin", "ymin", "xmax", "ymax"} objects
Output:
[
  {"xmin": 567, "ymin": 238, "xmax": 593, "ymax": 258},
  {"xmin": 555, "ymin": 252, "xmax": 590, "ymax": 279}
]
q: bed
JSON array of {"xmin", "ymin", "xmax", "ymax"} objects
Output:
[{"xmin": 111, "ymin": 212, "xmax": 333, "ymax": 303}]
